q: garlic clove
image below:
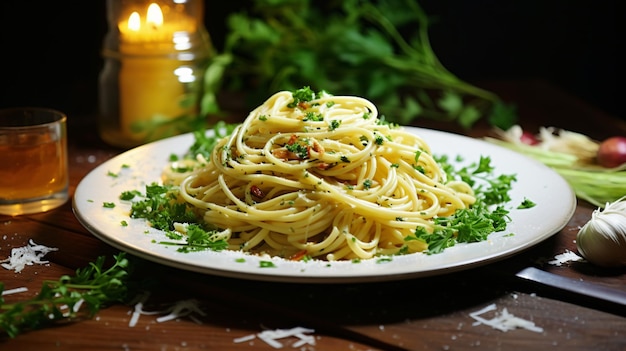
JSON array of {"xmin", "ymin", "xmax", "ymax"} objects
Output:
[{"xmin": 576, "ymin": 197, "xmax": 626, "ymax": 268}]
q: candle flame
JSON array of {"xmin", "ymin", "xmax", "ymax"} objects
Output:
[
  {"xmin": 146, "ymin": 3, "xmax": 164, "ymax": 28},
  {"xmin": 128, "ymin": 12, "xmax": 141, "ymax": 31},
  {"xmin": 126, "ymin": 3, "xmax": 163, "ymax": 32}
]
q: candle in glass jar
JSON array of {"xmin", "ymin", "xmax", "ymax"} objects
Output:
[{"xmin": 117, "ymin": 2, "xmax": 191, "ymax": 140}]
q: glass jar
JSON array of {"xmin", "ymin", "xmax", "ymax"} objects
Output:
[{"xmin": 98, "ymin": 0, "xmax": 212, "ymax": 148}]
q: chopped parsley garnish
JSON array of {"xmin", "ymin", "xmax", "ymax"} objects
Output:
[
  {"xmin": 160, "ymin": 224, "xmax": 228, "ymax": 253},
  {"xmin": 129, "ymin": 184, "xmax": 228, "ymax": 252},
  {"xmin": 285, "ymin": 139, "xmax": 310, "ymax": 159},
  {"xmin": 376, "ymin": 257, "xmax": 393, "ymax": 263},
  {"xmin": 518, "ymin": 198, "xmax": 536, "ymax": 209},
  {"xmin": 288, "ymin": 86, "xmax": 319, "ymax": 108},
  {"xmin": 404, "ymin": 154, "xmax": 529, "ymax": 254},
  {"xmin": 259, "ymin": 261, "xmax": 276, "ymax": 268},
  {"xmin": 303, "ymin": 111, "xmax": 323, "ymax": 121},
  {"xmin": 436, "ymin": 155, "xmax": 516, "ymax": 205},
  {"xmin": 363, "ymin": 179, "xmax": 372, "ymax": 189},
  {"xmin": 121, "ymin": 122, "xmax": 242, "ymax": 253},
  {"xmin": 374, "ymin": 134, "xmax": 385, "ymax": 145},
  {"xmin": 129, "ymin": 184, "xmax": 197, "ymax": 231},
  {"xmin": 120, "ymin": 190, "xmax": 142, "ymax": 201},
  {"xmin": 414, "ymin": 150, "xmax": 422, "ymax": 163},
  {"xmin": 408, "ymin": 202, "xmax": 510, "ymax": 254}
]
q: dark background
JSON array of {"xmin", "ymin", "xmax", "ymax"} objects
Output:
[{"xmin": 0, "ymin": 1, "xmax": 620, "ymax": 122}]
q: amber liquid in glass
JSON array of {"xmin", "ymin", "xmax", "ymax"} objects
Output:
[{"xmin": 0, "ymin": 131, "xmax": 68, "ymax": 201}]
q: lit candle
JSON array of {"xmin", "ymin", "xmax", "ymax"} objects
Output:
[
  {"xmin": 98, "ymin": 0, "xmax": 211, "ymax": 148},
  {"xmin": 117, "ymin": 2, "xmax": 192, "ymax": 141}
]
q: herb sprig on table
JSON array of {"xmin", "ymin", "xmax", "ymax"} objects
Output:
[
  {"xmin": 202, "ymin": 0, "xmax": 517, "ymax": 129},
  {"xmin": 0, "ymin": 253, "xmax": 133, "ymax": 338}
]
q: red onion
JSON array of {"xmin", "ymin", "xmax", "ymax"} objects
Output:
[
  {"xmin": 520, "ymin": 131, "xmax": 539, "ymax": 145},
  {"xmin": 597, "ymin": 136, "xmax": 626, "ymax": 168}
]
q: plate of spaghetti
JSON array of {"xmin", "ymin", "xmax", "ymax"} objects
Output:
[{"xmin": 74, "ymin": 88, "xmax": 576, "ymax": 283}]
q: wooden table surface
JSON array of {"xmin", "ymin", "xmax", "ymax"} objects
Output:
[{"xmin": 2, "ymin": 79, "xmax": 626, "ymax": 350}]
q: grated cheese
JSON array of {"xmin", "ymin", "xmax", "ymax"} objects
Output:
[
  {"xmin": 233, "ymin": 334, "xmax": 256, "ymax": 343},
  {"xmin": 0, "ymin": 239, "xmax": 58, "ymax": 273},
  {"xmin": 128, "ymin": 292, "xmax": 206, "ymax": 327},
  {"xmin": 470, "ymin": 303, "xmax": 543, "ymax": 333},
  {"xmin": 548, "ymin": 249, "xmax": 584, "ymax": 266},
  {"xmin": 234, "ymin": 326, "xmax": 316, "ymax": 348},
  {"xmin": 155, "ymin": 299, "xmax": 206, "ymax": 323},
  {"xmin": 1, "ymin": 286, "xmax": 28, "ymax": 296}
]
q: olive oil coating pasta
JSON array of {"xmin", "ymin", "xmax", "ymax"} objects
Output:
[{"xmin": 163, "ymin": 90, "xmax": 476, "ymax": 260}]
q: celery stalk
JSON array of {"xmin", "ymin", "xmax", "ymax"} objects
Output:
[{"xmin": 485, "ymin": 138, "xmax": 625, "ymax": 207}]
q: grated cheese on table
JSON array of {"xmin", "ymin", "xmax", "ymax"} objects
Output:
[
  {"xmin": 128, "ymin": 292, "xmax": 206, "ymax": 327},
  {"xmin": 0, "ymin": 239, "xmax": 58, "ymax": 273},
  {"xmin": 547, "ymin": 249, "xmax": 584, "ymax": 266},
  {"xmin": 154, "ymin": 299, "xmax": 206, "ymax": 323},
  {"xmin": 1, "ymin": 286, "xmax": 28, "ymax": 296},
  {"xmin": 234, "ymin": 326, "xmax": 316, "ymax": 348},
  {"xmin": 470, "ymin": 303, "xmax": 543, "ymax": 333}
]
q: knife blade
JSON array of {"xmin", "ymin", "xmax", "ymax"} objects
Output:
[{"xmin": 515, "ymin": 266, "xmax": 626, "ymax": 307}]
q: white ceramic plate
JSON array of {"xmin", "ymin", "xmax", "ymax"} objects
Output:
[{"xmin": 73, "ymin": 127, "xmax": 576, "ymax": 283}]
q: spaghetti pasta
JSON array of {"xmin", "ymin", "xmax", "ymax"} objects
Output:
[{"xmin": 163, "ymin": 88, "xmax": 476, "ymax": 261}]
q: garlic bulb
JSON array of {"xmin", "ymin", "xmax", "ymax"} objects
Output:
[{"xmin": 576, "ymin": 196, "xmax": 626, "ymax": 267}]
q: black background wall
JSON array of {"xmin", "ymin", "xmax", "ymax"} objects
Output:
[{"xmin": 0, "ymin": 1, "xmax": 620, "ymax": 121}]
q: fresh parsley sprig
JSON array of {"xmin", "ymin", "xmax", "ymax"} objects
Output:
[{"xmin": 0, "ymin": 253, "xmax": 132, "ymax": 338}]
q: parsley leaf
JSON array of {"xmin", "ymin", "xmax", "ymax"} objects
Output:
[{"xmin": 518, "ymin": 198, "xmax": 536, "ymax": 209}]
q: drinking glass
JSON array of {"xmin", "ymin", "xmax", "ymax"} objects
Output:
[{"xmin": 0, "ymin": 107, "xmax": 69, "ymax": 215}]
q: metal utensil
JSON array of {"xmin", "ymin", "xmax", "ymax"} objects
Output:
[{"xmin": 515, "ymin": 267, "xmax": 626, "ymax": 306}]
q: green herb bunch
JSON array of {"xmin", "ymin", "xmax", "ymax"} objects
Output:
[
  {"xmin": 202, "ymin": 0, "xmax": 516, "ymax": 129},
  {"xmin": 0, "ymin": 253, "xmax": 133, "ymax": 338}
]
